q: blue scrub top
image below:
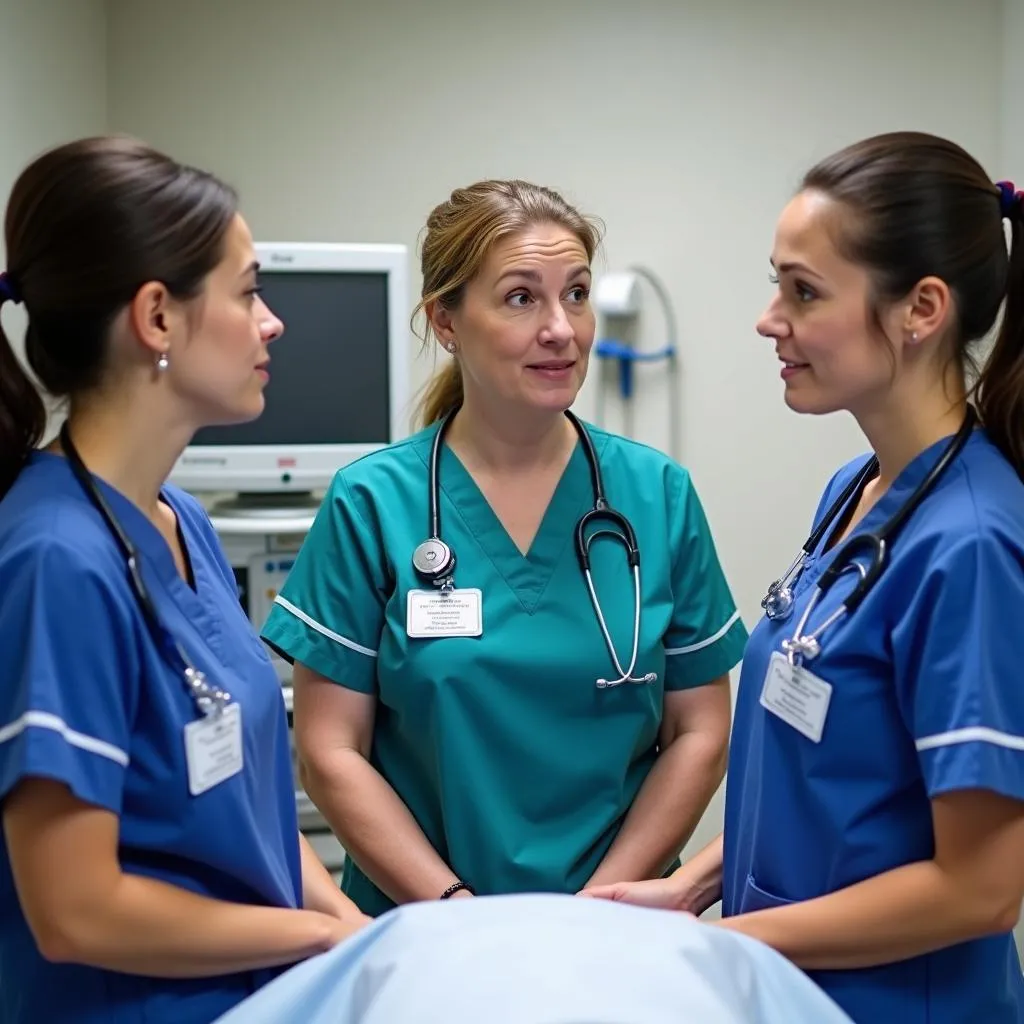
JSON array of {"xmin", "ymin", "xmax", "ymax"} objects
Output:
[
  {"xmin": 723, "ymin": 428, "xmax": 1024, "ymax": 1024},
  {"xmin": 0, "ymin": 454, "xmax": 302, "ymax": 1024}
]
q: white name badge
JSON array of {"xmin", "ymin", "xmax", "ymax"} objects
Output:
[
  {"xmin": 184, "ymin": 703, "xmax": 243, "ymax": 796},
  {"xmin": 406, "ymin": 588, "xmax": 483, "ymax": 638},
  {"xmin": 759, "ymin": 651, "xmax": 833, "ymax": 744}
]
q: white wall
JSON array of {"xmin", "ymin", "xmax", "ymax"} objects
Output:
[
  {"xmin": 106, "ymin": 0, "xmax": 1005, "ymax": 862},
  {"xmin": 0, "ymin": 0, "xmax": 107, "ymax": 355},
  {"xmin": 1003, "ymin": 0, "xmax": 1024, "ymax": 178}
]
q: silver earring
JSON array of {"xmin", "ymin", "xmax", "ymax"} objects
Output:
[
  {"xmin": 910, "ymin": 332, "xmax": 919, "ymax": 344},
  {"xmin": 156, "ymin": 351, "xmax": 170, "ymax": 372},
  {"xmin": 446, "ymin": 342, "xmax": 456, "ymax": 354}
]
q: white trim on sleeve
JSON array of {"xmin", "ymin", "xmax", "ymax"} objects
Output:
[
  {"xmin": 273, "ymin": 595, "xmax": 378, "ymax": 658},
  {"xmin": 0, "ymin": 711, "xmax": 129, "ymax": 767},
  {"xmin": 916, "ymin": 726, "xmax": 1024, "ymax": 753},
  {"xmin": 665, "ymin": 609, "xmax": 742, "ymax": 657}
]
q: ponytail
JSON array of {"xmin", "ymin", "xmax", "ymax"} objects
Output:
[
  {"xmin": 0, "ymin": 315, "xmax": 46, "ymax": 499},
  {"xmin": 416, "ymin": 361, "xmax": 463, "ymax": 428},
  {"xmin": 977, "ymin": 198, "xmax": 1024, "ymax": 477}
]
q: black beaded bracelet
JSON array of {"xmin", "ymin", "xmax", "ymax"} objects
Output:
[{"xmin": 440, "ymin": 881, "xmax": 475, "ymax": 900}]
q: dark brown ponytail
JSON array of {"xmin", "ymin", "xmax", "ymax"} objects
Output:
[
  {"xmin": 0, "ymin": 288, "xmax": 46, "ymax": 497},
  {"xmin": 0, "ymin": 135, "xmax": 237, "ymax": 501},
  {"xmin": 975, "ymin": 188, "xmax": 1024, "ymax": 475}
]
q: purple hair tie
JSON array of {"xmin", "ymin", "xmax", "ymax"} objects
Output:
[
  {"xmin": 996, "ymin": 180, "xmax": 1023, "ymax": 218},
  {"xmin": 0, "ymin": 271, "xmax": 22, "ymax": 305}
]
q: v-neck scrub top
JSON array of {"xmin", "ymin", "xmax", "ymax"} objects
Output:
[
  {"xmin": 0, "ymin": 454, "xmax": 302, "ymax": 1024},
  {"xmin": 723, "ymin": 428, "xmax": 1024, "ymax": 1023},
  {"xmin": 262, "ymin": 421, "xmax": 748, "ymax": 917}
]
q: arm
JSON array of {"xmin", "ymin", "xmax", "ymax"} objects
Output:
[
  {"xmin": 298, "ymin": 832, "xmax": 369, "ymax": 924},
  {"xmin": 716, "ymin": 789, "xmax": 1024, "ymax": 970},
  {"xmin": 581, "ymin": 831, "xmax": 725, "ymax": 915},
  {"xmin": 293, "ymin": 663, "xmax": 467, "ymax": 904},
  {"xmin": 586, "ymin": 677, "xmax": 731, "ymax": 887},
  {"xmin": 3, "ymin": 779, "xmax": 358, "ymax": 977},
  {"xmin": 673, "ymin": 830, "xmax": 725, "ymax": 915}
]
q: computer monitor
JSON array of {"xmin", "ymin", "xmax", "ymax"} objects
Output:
[{"xmin": 170, "ymin": 242, "xmax": 411, "ymax": 501}]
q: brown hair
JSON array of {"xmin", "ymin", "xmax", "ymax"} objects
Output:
[
  {"xmin": 0, "ymin": 135, "xmax": 238, "ymax": 498},
  {"xmin": 801, "ymin": 131, "xmax": 1024, "ymax": 473},
  {"xmin": 412, "ymin": 179, "xmax": 602, "ymax": 427}
]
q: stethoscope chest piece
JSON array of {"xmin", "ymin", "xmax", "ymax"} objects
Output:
[
  {"xmin": 412, "ymin": 537, "xmax": 456, "ymax": 588},
  {"xmin": 762, "ymin": 583, "xmax": 796, "ymax": 622}
]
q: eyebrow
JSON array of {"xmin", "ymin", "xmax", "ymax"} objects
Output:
[
  {"xmin": 495, "ymin": 263, "xmax": 592, "ymax": 286},
  {"xmin": 240, "ymin": 259, "xmax": 260, "ymax": 278},
  {"xmin": 771, "ymin": 259, "xmax": 822, "ymax": 279}
]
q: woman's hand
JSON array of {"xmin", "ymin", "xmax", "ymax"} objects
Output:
[
  {"xmin": 323, "ymin": 909, "xmax": 371, "ymax": 945},
  {"xmin": 579, "ymin": 874, "xmax": 698, "ymax": 915}
]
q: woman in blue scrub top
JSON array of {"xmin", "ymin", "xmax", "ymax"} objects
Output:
[
  {"xmin": 584, "ymin": 132, "xmax": 1024, "ymax": 1022},
  {"xmin": 261, "ymin": 180, "xmax": 748, "ymax": 916},
  {"xmin": 0, "ymin": 137, "xmax": 367, "ymax": 1024}
]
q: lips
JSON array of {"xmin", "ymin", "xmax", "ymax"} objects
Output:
[{"xmin": 528, "ymin": 360, "xmax": 575, "ymax": 370}]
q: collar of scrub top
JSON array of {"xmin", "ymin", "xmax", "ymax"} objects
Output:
[
  {"xmin": 761, "ymin": 455, "xmax": 880, "ymax": 622},
  {"xmin": 413, "ymin": 406, "xmax": 654, "ymax": 688},
  {"xmin": 780, "ymin": 405, "xmax": 978, "ymax": 666},
  {"xmin": 58, "ymin": 421, "xmax": 232, "ymax": 719}
]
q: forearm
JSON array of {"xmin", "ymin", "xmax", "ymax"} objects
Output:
[
  {"xmin": 715, "ymin": 858, "xmax": 1019, "ymax": 970},
  {"xmin": 45, "ymin": 872, "xmax": 339, "ymax": 977},
  {"xmin": 301, "ymin": 752, "xmax": 461, "ymax": 904},
  {"xmin": 298, "ymin": 832, "xmax": 364, "ymax": 920},
  {"xmin": 587, "ymin": 732, "xmax": 726, "ymax": 887},
  {"xmin": 672, "ymin": 832, "xmax": 724, "ymax": 915}
]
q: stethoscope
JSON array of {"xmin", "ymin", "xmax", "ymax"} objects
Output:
[
  {"xmin": 762, "ymin": 406, "xmax": 977, "ymax": 665},
  {"xmin": 60, "ymin": 423, "xmax": 232, "ymax": 719},
  {"xmin": 411, "ymin": 409, "xmax": 657, "ymax": 689}
]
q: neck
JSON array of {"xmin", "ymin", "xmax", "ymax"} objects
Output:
[
  {"xmin": 855, "ymin": 374, "xmax": 967, "ymax": 487},
  {"xmin": 447, "ymin": 393, "xmax": 575, "ymax": 473},
  {"xmin": 61, "ymin": 386, "xmax": 195, "ymax": 520}
]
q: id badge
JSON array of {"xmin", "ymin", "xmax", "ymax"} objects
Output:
[
  {"xmin": 184, "ymin": 703, "xmax": 243, "ymax": 796},
  {"xmin": 406, "ymin": 588, "xmax": 483, "ymax": 638},
  {"xmin": 759, "ymin": 651, "xmax": 832, "ymax": 743}
]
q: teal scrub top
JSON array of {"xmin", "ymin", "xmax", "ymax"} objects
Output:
[{"xmin": 262, "ymin": 421, "xmax": 747, "ymax": 917}]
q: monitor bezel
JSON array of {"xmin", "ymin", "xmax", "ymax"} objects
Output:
[{"xmin": 169, "ymin": 241, "xmax": 411, "ymax": 495}]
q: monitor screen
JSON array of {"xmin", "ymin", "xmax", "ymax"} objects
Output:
[{"xmin": 190, "ymin": 270, "xmax": 391, "ymax": 447}]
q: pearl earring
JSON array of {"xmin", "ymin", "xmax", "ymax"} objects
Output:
[
  {"xmin": 156, "ymin": 352, "xmax": 170, "ymax": 371},
  {"xmin": 910, "ymin": 332, "xmax": 919, "ymax": 344}
]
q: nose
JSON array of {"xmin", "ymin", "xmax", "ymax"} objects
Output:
[
  {"xmin": 538, "ymin": 299, "xmax": 574, "ymax": 346},
  {"xmin": 258, "ymin": 296, "xmax": 285, "ymax": 344},
  {"xmin": 756, "ymin": 294, "xmax": 789, "ymax": 342}
]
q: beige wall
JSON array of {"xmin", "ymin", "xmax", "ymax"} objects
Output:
[
  {"xmin": 0, "ymin": 0, "xmax": 107, "ymax": 364},
  {"xmin": 105, "ymin": 0, "xmax": 1006, "ymax": 868}
]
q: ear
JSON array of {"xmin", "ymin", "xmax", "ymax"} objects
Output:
[
  {"xmin": 903, "ymin": 276, "xmax": 952, "ymax": 346},
  {"xmin": 126, "ymin": 281, "xmax": 185, "ymax": 359},
  {"xmin": 427, "ymin": 299, "xmax": 457, "ymax": 347}
]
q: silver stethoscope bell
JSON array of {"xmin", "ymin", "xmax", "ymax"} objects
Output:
[
  {"xmin": 762, "ymin": 584, "xmax": 795, "ymax": 622},
  {"xmin": 412, "ymin": 537, "xmax": 456, "ymax": 591}
]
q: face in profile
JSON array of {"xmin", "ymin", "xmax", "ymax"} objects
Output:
[
  {"xmin": 435, "ymin": 221, "xmax": 595, "ymax": 415},
  {"xmin": 756, "ymin": 190, "xmax": 909, "ymax": 418},
  {"xmin": 167, "ymin": 214, "xmax": 284, "ymax": 427}
]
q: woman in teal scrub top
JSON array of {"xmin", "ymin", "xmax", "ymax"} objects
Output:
[{"xmin": 261, "ymin": 179, "xmax": 748, "ymax": 917}]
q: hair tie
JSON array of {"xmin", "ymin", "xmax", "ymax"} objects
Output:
[
  {"xmin": 0, "ymin": 272, "xmax": 22, "ymax": 306},
  {"xmin": 996, "ymin": 180, "xmax": 1023, "ymax": 219}
]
